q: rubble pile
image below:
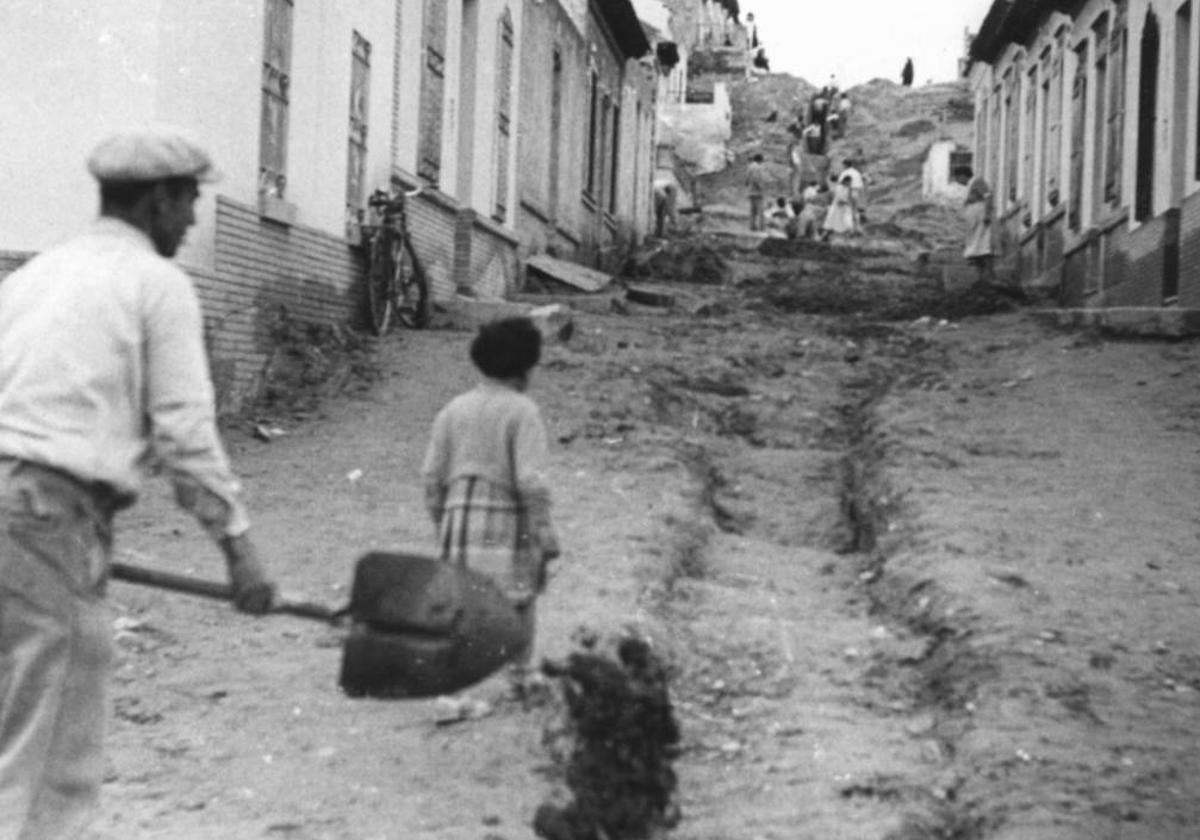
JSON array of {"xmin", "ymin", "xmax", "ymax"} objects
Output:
[{"xmin": 534, "ymin": 635, "xmax": 681, "ymax": 840}]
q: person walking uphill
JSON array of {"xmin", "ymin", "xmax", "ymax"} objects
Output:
[
  {"xmin": 421, "ymin": 317, "xmax": 562, "ymax": 677},
  {"xmin": 0, "ymin": 126, "xmax": 278, "ymax": 839},
  {"xmin": 746, "ymin": 153, "xmax": 770, "ymax": 232}
]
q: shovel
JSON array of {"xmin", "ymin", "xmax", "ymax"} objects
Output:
[{"xmin": 110, "ymin": 551, "xmax": 531, "ymax": 699}]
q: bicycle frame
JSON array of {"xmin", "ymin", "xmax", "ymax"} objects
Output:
[{"xmin": 358, "ymin": 184, "xmax": 429, "ymax": 334}]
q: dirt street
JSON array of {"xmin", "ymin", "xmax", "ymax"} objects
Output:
[
  {"xmin": 89, "ymin": 233, "xmax": 1200, "ymax": 839},
  {"xmin": 87, "ymin": 76, "xmax": 1200, "ymax": 840}
]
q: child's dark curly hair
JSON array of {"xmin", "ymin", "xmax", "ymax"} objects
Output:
[{"xmin": 470, "ymin": 316, "xmax": 542, "ymax": 380}]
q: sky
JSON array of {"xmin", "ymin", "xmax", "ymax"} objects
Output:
[{"xmin": 744, "ymin": 0, "xmax": 997, "ymax": 88}]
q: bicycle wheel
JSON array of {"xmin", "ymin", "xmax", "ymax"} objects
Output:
[
  {"xmin": 392, "ymin": 236, "xmax": 430, "ymax": 328},
  {"xmin": 366, "ymin": 232, "xmax": 396, "ymax": 336}
]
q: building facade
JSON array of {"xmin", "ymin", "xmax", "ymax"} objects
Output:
[
  {"xmin": 0, "ymin": 0, "xmax": 653, "ymax": 411},
  {"xmin": 515, "ymin": 0, "xmax": 655, "ymax": 270},
  {"xmin": 969, "ymin": 0, "xmax": 1200, "ymax": 307}
]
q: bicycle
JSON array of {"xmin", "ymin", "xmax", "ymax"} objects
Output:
[{"xmin": 359, "ymin": 183, "xmax": 430, "ymax": 334}]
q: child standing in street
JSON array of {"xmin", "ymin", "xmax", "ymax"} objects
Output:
[{"xmin": 421, "ymin": 317, "xmax": 561, "ymax": 671}]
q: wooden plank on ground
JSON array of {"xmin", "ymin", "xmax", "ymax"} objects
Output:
[{"xmin": 526, "ymin": 254, "xmax": 614, "ymax": 293}]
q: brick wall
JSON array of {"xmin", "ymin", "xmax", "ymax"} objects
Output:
[
  {"xmin": 205, "ymin": 197, "xmax": 363, "ymax": 412},
  {"xmin": 1018, "ymin": 225, "xmax": 1040, "ymax": 283},
  {"xmin": 1106, "ymin": 213, "xmax": 1170, "ymax": 306},
  {"xmin": 1099, "ymin": 220, "xmax": 1128, "ymax": 303},
  {"xmin": 404, "ymin": 188, "xmax": 460, "ymax": 302},
  {"xmin": 1061, "ymin": 234, "xmax": 1091, "ymax": 307},
  {"xmin": 1039, "ymin": 210, "xmax": 1065, "ymax": 292},
  {"xmin": 1178, "ymin": 191, "xmax": 1200, "ymax": 307},
  {"xmin": 465, "ymin": 212, "xmax": 519, "ymax": 299}
]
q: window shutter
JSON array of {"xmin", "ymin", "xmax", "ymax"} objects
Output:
[
  {"xmin": 1005, "ymin": 65, "xmax": 1021, "ymax": 203},
  {"xmin": 260, "ymin": 0, "xmax": 293, "ymax": 197},
  {"xmin": 1105, "ymin": 3, "xmax": 1126, "ymax": 204},
  {"xmin": 418, "ymin": 0, "xmax": 447, "ymax": 184},
  {"xmin": 493, "ymin": 9, "xmax": 514, "ymax": 221},
  {"xmin": 1045, "ymin": 36, "xmax": 1065, "ymax": 210},
  {"xmin": 1068, "ymin": 41, "xmax": 1088, "ymax": 230},
  {"xmin": 1024, "ymin": 64, "xmax": 1038, "ymax": 209},
  {"xmin": 347, "ymin": 32, "xmax": 371, "ymax": 226}
]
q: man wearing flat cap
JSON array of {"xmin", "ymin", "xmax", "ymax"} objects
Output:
[{"xmin": 0, "ymin": 126, "xmax": 278, "ymax": 838}]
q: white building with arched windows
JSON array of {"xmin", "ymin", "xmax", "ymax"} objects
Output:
[{"xmin": 969, "ymin": 0, "xmax": 1200, "ymax": 308}]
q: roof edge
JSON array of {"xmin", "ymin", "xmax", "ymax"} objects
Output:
[{"xmin": 591, "ymin": 0, "xmax": 652, "ymax": 59}]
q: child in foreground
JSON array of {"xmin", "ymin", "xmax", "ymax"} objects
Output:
[{"xmin": 420, "ymin": 316, "xmax": 561, "ymax": 670}]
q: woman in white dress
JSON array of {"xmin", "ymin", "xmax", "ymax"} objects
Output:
[{"xmin": 821, "ymin": 174, "xmax": 856, "ymax": 241}]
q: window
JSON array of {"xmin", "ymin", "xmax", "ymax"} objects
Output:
[
  {"xmin": 1024, "ymin": 63, "xmax": 1038, "ymax": 211},
  {"xmin": 549, "ymin": 49, "xmax": 563, "ymax": 216},
  {"xmin": 418, "ymin": 0, "xmax": 447, "ymax": 184},
  {"xmin": 598, "ymin": 94, "xmax": 611, "ymax": 206},
  {"xmin": 1105, "ymin": 2, "xmax": 1127, "ymax": 205},
  {"xmin": 260, "ymin": 0, "xmax": 293, "ymax": 198},
  {"xmin": 347, "ymin": 32, "xmax": 371, "ymax": 227},
  {"xmin": 585, "ymin": 70, "xmax": 599, "ymax": 198},
  {"xmin": 1069, "ymin": 40, "xmax": 1088, "ymax": 230},
  {"xmin": 990, "ymin": 87, "xmax": 1002, "ymax": 201},
  {"xmin": 975, "ymin": 90, "xmax": 988, "ymax": 180},
  {"xmin": 1044, "ymin": 34, "xmax": 1065, "ymax": 212},
  {"xmin": 609, "ymin": 103, "xmax": 620, "ymax": 214},
  {"xmin": 1005, "ymin": 66, "xmax": 1021, "ymax": 203},
  {"xmin": 1092, "ymin": 15, "xmax": 1109, "ymax": 221},
  {"xmin": 493, "ymin": 9, "xmax": 514, "ymax": 222},
  {"xmin": 1134, "ymin": 9, "xmax": 1160, "ymax": 222}
]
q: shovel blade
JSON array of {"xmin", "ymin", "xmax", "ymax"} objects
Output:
[{"xmin": 339, "ymin": 553, "xmax": 530, "ymax": 698}]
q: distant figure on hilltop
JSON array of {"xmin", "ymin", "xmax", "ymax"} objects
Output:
[{"xmin": 902, "ymin": 58, "xmax": 914, "ymax": 87}]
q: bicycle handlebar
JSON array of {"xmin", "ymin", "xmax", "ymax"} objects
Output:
[{"xmin": 368, "ymin": 184, "xmax": 423, "ymax": 209}]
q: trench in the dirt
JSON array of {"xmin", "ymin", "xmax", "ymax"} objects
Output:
[
  {"xmin": 641, "ymin": 242, "xmax": 1020, "ymax": 838},
  {"xmin": 831, "ymin": 318, "xmax": 1018, "ymax": 839}
]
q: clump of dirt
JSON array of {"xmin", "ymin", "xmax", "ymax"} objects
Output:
[
  {"xmin": 631, "ymin": 242, "xmax": 732, "ymax": 285},
  {"xmin": 535, "ymin": 634, "xmax": 681, "ymax": 840},
  {"xmin": 253, "ymin": 309, "xmax": 382, "ymax": 418},
  {"xmin": 894, "ymin": 119, "xmax": 937, "ymax": 138},
  {"xmin": 742, "ymin": 269, "xmax": 1025, "ymax": 322}
]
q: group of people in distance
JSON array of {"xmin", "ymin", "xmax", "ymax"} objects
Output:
[{"xmin": 745, "ymin": 73, "xmax": 866, "ymax": 243}]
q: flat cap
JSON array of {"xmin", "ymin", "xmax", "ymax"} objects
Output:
[{"xmin": 86, "ymin": 125, "xmax": 219, "ymax": 183}]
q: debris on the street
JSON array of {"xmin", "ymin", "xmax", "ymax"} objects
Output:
[
  {"xmin": 432, "ymin": 695, "xmax": 495, "ymax": 726},
  {"xmin": 534, "ymin": 633, "xmax": 680, "ymax": 840}
]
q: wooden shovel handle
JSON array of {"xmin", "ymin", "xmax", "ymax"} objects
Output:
[{"xmin": 110, "ymin": 561, "xmax": 341, "ymax": 623}]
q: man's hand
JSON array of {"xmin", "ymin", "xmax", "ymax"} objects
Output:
[{"xmin": 219, "ymin": 533, "xmax": 277, "ymax": 614}]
